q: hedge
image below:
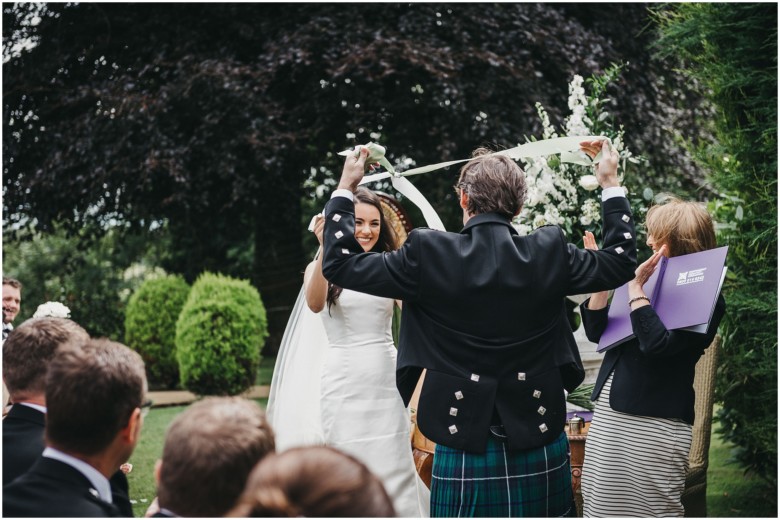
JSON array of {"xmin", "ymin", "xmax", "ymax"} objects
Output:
[
  {"xmin": 175, "ymin": 272, "xmax": 268, "ymax": 396},
  {"xmin": 124, "ymin": 275, "xmax": 190, "ymax": 389}
]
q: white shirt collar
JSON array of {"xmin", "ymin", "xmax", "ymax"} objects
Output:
[
  {"xmin": 159, "ymin": 508, "xmax": 180, "ymax": 517},
  {"xmin": 42, "ymin": 447, "xmax": 113, "ymax": 503},
  {"xmin": 15, "ymin": 402, "xmax": 47, "ymax": 414}
]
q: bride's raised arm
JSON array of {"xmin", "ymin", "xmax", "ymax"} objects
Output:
[{"xmin": 304, "ymin": 215, "xmax": 328, "ymax": 313}]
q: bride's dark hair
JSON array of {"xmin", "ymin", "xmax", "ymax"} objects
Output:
[{"xmin": 327, "ymin": 187, "xmax": 398, "ymax": 312}]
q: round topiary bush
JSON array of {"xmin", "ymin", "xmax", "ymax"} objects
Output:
[
  {"xmin": 175, "ymin": 272, "xmax": 268, "ymax": 396},
  {"xmin": 124, "ymin": 275, "xmax": 191, "ymax": 390}
]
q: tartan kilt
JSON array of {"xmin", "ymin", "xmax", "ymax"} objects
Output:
[{"xmin": 430, "ymin": 431, "xmax": 575, "ymax": 517}]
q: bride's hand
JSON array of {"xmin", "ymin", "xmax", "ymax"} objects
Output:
[
  {"xmin": 583, "ymin": 231, "xmax": 598, "ymax": 251},
  {"xmin": 312, "ymin": 215, "xmax": 325, "ymax": 246},
  {"xmin": 583, "ymin": 231, "xmax": 609, "ymax": 310}
]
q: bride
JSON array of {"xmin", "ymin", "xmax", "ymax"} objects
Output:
[{"xmin": 267, "ymin": 187, "xmax": 429, "ymax": 517}]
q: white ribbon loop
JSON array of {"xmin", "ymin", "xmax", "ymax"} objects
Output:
[{"xmin": 339, "ymin": 135, "xmax": 612, "ymax": 234}]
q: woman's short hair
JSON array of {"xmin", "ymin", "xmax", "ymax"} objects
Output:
[
  {"xmin": 454, "ymin": 147, "xmax": 527, "ymax": 220},
  {"xmin": 227, "ymin": 446, "xmax": 396, "ymax": 517},
  {"xmin": 645, "ymin": 196, "xmax": 717, "ymax": 257}
]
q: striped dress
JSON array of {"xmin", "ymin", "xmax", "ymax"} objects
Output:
[{"xmin": 580, "ymin": 371, "xmax": 691, "ymax": 517}]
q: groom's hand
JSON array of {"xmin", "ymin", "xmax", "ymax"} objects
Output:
[
  {"xmin": 580, "ymin": 139, "xmax": 620, "ymax": 190},
  {"xmin": 337, "ymin": 146, "xmax": 370, "ymax": 192}
]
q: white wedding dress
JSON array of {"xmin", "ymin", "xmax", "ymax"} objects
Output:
[{"xmin": 267, "ymin": 287, "xmax": 429, "ymax": 517}]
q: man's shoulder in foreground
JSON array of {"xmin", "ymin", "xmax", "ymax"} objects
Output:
[{"xmin": 3, "ymin": 457, "xmax": 121, "ymax": 517}]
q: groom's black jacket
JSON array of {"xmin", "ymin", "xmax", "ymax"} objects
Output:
[{"xmin": 322, "ymin": 194, "xmax": 636, "ymax": 453}]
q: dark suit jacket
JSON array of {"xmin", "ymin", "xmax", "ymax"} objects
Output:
[
  {"xmin": 3, "ymin": 404, "xmax": 46, "ymax": 486},
  {"xmin": 1, "ymin": 404, "xmax": 134, "ymax": 516},
  {"xmin": 322, "ymin": 195, "xmax": 636, "ymax": 453},
  {"xmin": 581, "ymin": 294, "xmax": 726, "ymax": 424},
  {"xmin": 3, "ymin": 457, "xmax": 122, "ymax": 517}
]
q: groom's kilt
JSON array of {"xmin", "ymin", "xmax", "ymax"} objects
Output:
[{"xmin": 430, "ymin": 431, "xmax": 575, "ymax": 517}]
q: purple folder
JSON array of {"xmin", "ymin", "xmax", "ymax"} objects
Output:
[{"xmin": 597, "ymin": 246, "xmax": 728, "ymax": 352}]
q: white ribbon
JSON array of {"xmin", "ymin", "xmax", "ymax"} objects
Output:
[{"xmin": 341, "ymin": 135, "xmax": 611, "ymax": 232}]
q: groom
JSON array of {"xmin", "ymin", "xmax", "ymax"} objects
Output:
[{"xmin": 322, "ymin": 140, "xmax": 636, "ymax": 517}]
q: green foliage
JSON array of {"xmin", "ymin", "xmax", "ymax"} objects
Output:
[
  {"xmin": 653, "ymin": 3, "xmax": 777, "ymax": 483},
  {"xmin": 175, "ymin": 272, "xmax": 268, "ymax": 396},
  {"xmin": 2, "ymin": 224, "xmax": 162, "ymax": 339},
  {"xmin": 124, "ymin": 275, "xmax": 190, "ymax": 390},
  {"xmin": 566, "ymin": 383, "xmax": 595, "ymax": 411}
]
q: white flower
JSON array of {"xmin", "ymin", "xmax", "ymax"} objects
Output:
[
  {"xmin": 578, "ymin": 175, "xmax": 600, "ymax": 191},
  {"xmin": 33, "ymin": 302, "xmax": 71, "ymax": 319}
]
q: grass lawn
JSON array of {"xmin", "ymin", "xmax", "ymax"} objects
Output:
[
  {"xmin": 256, "ymin": 355, "xmax": 275, "ymax": 386},
  {"xmin": 707, "ymin": 427, "xmax": 777, "ymax": 517}
]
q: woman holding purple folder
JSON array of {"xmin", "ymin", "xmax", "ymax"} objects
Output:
[{"xmin": 578, "ymin": 196, "xmax": 726, "ymax": 517}]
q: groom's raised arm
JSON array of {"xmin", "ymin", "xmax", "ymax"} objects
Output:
[
  {"xmin": 565, "ymin": 139, "xmax": 637, "ymax": 293},
  {"xmin": 321, "ymin": 192, "xmax": 421, "ymax": 301},
  {"xmin": 320, "ymin": 148, "xmax": 421, "ymax": 300}
]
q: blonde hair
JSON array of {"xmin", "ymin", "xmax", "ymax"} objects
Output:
[{"xmin": 645, "ymin": 196, "xmax": 716, "ymax": 257}]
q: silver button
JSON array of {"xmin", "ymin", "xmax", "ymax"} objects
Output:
[
  {"xmin": 624, "ymin": 232, "xmax": 632, "ymax": 239},
  {"xmin": 622, "ymin": 214, "xmax": 630, "ymax": 222},
  {"xmin": 615, "ymin": 247, "xmax": 624, "ymax": 254},
  {"xmin": 449, "ymin": 407, "xmax": 458, "ymax": 416},
  {"xmin": 470, "ymin": 373, "xmax": 480, "ymax": 382},
  {"xmin": 341, "ymin": 248, "xmax": 350, "ymax": 255},
  {"xmin": 449, "ymin": 425, "xmax": 458, "ymax": 434},
  {"xmin": 89, "ymin": 488, "xmax": 99, "ymax": 498},
  {"xmin": 517, "ymin": 372, "xmax": 526, "ymax": 381},
  {"xmin": 332, "ymin": 214, "xmax": 342, "ymax": 222},
  {"xmin": 335, "ymin": 230, "xmax": 344, "ymax": 239},
  {"xmin": 539, "ymin": 423, "xmax": 548, "ymax": 433},
  {"xmin": 455, "ymin": 391, "xmax": 464, "ymax": 400},
  {"xmin": 537, "ymin": 406, "xmax": 546, "ymax": 415},
  {"xmin": 533, "ymin": 390, "xmax": 542, "ymax": 398}
]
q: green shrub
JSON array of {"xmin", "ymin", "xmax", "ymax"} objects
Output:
[
  {"xmin": 124, "ymin": 275, "xmax": 190, "ymax": 390},
  {"xmin": 175, "ymin": 272, "xmax": 268, "ymax": 396}
]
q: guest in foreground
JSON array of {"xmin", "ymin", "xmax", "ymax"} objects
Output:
[
  {"xmin": 3, "ymin": 338, "xmax": 147, "ymax": 517},
  {"xmin": 2, "ymin": 318, "xmax": 90, "ymax": 485},
  {"xmin": 321, "ymin": 140, "xmax": 636, "ymax": 516},
  {"xmin": 579, "ymin": 197, "xmax": 726, "ymax": 517},
  {"xmin": 2, "ymin": 318, "xmax": 134, "ymax": 515},
  {"xmin": 147, "ymin": 397, "xmax": 275, "ymax": 517},
  {"xmin": 226, "ymin": 446, "xmax": 396, "ymax": 517}
]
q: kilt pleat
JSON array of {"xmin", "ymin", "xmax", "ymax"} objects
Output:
[{"xmin": 430, "ymin": 431, "xmax": 575, "ymax": 517}]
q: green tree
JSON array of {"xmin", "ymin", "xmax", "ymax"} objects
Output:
[
  {"xmin": 4, "ymin": 3, "xmax": 715, "ymax": 353},
  {"xmin": 2, "ymin": 225, "xmax": 162, "ymax": 339},
  {"xmin": 653, "ymin": 3, "xmax": 777, "ymax": 485},
  {"xmin": 124, "ymin": 275, "xmax": 190, "ymax": 389},
  {"xmin": 175, "ymin": 272, "xmax": 268, "ymax": 396}
]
